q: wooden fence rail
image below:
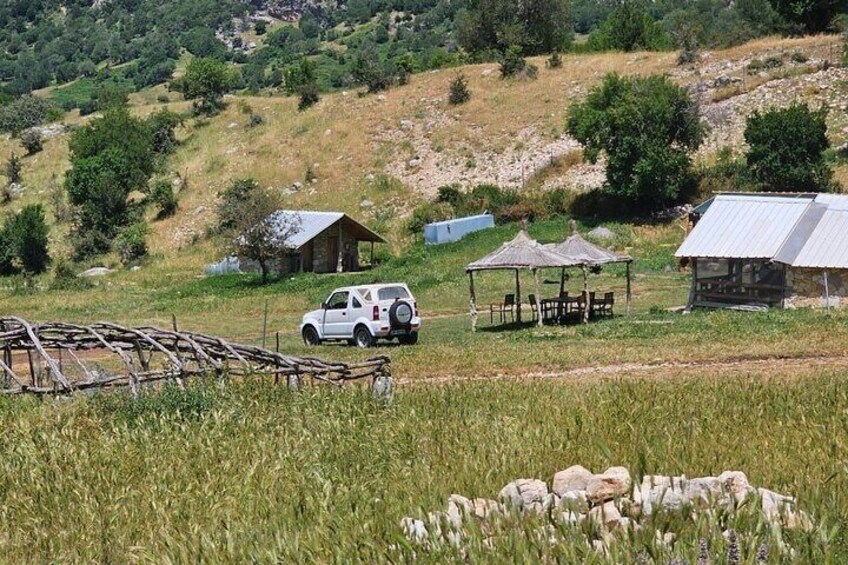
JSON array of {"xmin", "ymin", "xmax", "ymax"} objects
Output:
[{"xmin": 0, "ymin": 317, "xmax": 390, "ymax": 396}]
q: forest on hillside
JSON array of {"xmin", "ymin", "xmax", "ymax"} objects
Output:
[{"xmin": 0, "ymin": 0, "xmax": 845, "ymax": 106}]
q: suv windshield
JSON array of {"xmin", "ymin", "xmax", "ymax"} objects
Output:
[{"xmin": 377, "ymin": 286, "xmax": 410, "ymax": 301}]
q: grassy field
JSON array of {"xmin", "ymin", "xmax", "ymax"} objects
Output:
[{"xmin": 0, "ymin": 369, "xmax": 846, "ymax": 562}]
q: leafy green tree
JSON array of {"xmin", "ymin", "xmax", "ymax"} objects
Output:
[
  {"xmin": 567, "ymin": 73, "xmax": 704, "ymax": 211},
  {"xmin": 216, "ymin": 178, "xmax": 297, "ymax": 281},
  {"xmin": 114, "ymin": 222, "xmax": 149, "ymax": 266},
  {"xmin": 180, "ymin": 57, "xmax": 234, "ymax": 115},
  {"xmin": 146, "ymin": 109, "xmax": 182, "ymax": 155},
  {"xmin": 5, "ymin": 153, "xmax": 22, "ymax": 186},
  {"xmin": 65, "ymin": 108, "xmax": 154, "ymax": 258},
  {"xmin": 744, "ymin": 103, "xmax": 833, "ymax": 192},
  {"xmin": 0, "ymin": 204, "xmax": 50, "ymax": 277},
  {"xmin": 149, "ymin": 179, "xmax": 178, "ymax": 219},
  {"xmin": 180, "ymin": 27, "xmax": 227, "ymax": 58},
  {"xmin": 456, "ymin": 0, "xmax": 572, "ymax": 55},
  {"xmin": 587, "ymin": 2, "xmax": 673, "ymax": 52},
  {"xmin": 766, "ymin": 0, "xmax": 847, "ymax": 33}
]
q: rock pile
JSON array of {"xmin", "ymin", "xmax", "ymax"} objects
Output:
[{"xmin": 401, "ymin": 465, "xmax": 812, "ymax": 556}]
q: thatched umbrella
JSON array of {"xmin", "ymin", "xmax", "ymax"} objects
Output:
[
  {"xmin": 546, "ymin": 221, "xmax": 633, "ymax": 319},
  {"xmin": 465, "ymin": 230, "xmax": 582, "ymax": 329}
]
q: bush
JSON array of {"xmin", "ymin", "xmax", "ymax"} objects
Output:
[
  {"xmin": 5, "ymin": 152, "xmax": 22, "ymax": 186},
  {"xmin": 255, "ymin": 21, "xmax": 268, "ymax": 36},
  {"xmin": 20, "ymin": 129, "xmax": 43, "ymax": 155},
  {"xmin": 149, "ymin": 179, "xmax": 178, "ymax": 219},
  {"xmin": 298, "ymin": 82, "xmax": 320, "ymax": 110},
  {"xmin": 147, "ymin": 109, "xmax": 181, "ymax": 155},
  {"xmin": 406, "ymin": 201, "xmax": 454, "ymax": 235},
  {"xmin": 500, "ymin": 46, "xmax": 526, "ymax": 78},
  {"xmin": 114, "ymin": 223, "xmax": 148, "ymax": 266},
  {"xmin": 744, "ymin": 102, "xmax": 833, "ymax": 192},
  {"xmin": 49, "ymin": 256, "xmax": 92, "ymax": 291},
  {"xmin": 448, "ymin": 74, "xmax": 471, "ymax": 105},
  {"xmin": 547, "ymin": 50, "xmax": 563, "ymax": 69},
  {"xmin": 0, "ymin": 204, "xmax": 50, "ymax": 276},
  {"xmin": 0, "ymin": 95, "xmax": 57, "ymax": 135},
  {"xmin": 247, "ymin": 112, "xmax": 265, "ymax": 127},
  {"xmin": 791, "ymin": 51, "xmax": 809, "ymax": 63}
]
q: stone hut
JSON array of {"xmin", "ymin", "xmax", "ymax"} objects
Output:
[
  {"xmin": 237, "ymin": 211, "xmax": 386, "ymax": 275},
  {"xmin": 676, "ymin": 193, "xmax": 848, "ymax": 310}
]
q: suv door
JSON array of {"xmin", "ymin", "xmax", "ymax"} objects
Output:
[{"xmin": 323, "ymin": 291, "xmax": 351, "ymax": 337}]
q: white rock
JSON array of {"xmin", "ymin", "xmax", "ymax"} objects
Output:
[
  {"xmin": 589, "ymin": 501, "xmax": 621, "ymax": 530},
  {"xmin": 80, "ymin": 267, "xmax": 111, "ymax": 277},
  {"xmin": 586, "ymin": 466, "xmax": 632, "ymax": 503},
  {"xmin": 552, "ymin": 465, "xmax": 593, "ymax": 496},
  {"xmin": 401, "ymin": 517, "xmax": 428, "ymax": 543},
  {"xmin": 718, "ymin": 470, "xmax": 752, "ymax": 501},
  {"xmin": 360, "ymin": 199, "xmax": 374, "ymax": 209},
  {"xmin": 400, "ymin": 119, "xmax": 414, "ymax": 129},
  {"xmin": 559, "ymin": 489, "xmax": 589, "ymax": 512},
  {"xmin": 498, "ymin": 479, "xmax": 548, "ymax": 512},
  {"xmin": 446, "ymin": 494, "xmax": 470, "ymax": 527},
  {"xmin": 655, "ymin": 530, "xmax": 676, "ymax": 548}
]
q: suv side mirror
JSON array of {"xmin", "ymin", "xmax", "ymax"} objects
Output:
[{"xmin": 321, "ymin": 302, "xmax": 328, "ymax": 309}]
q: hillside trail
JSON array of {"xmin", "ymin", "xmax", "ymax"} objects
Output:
[{"xmin": 402, "ymin": 352, "xmax": 848, "ymax": 385}]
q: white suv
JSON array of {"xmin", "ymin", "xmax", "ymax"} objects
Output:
[{"xmin": 300, "ymin": 283, "xmax": 422, "ymax": 347}]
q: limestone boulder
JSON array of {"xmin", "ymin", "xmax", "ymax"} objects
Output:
[
  {"xmin": 586, "ymin": 466, "xmax": 632, "ymax": 503},
  {"xmin": 552, "ymin": 465, "xmax": 593, "ymax": 496},
  {"xmin": 498, "ymin": 479, "xmax": 549, "ymax": 512},
  {"xmin": 588, "ymin": 500, "xmax": 622, "ymax": 530}
]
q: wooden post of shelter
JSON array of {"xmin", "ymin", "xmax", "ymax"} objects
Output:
[
  {"xmin": 337, "ymin": 222, "xmax": 344, "ymax": 273},
  {"xmin": 533, "ymin": 269, "xmax": 543, "ymax": 326},
  {"xmin": 468, "ymin": 271, "xmax": 478, "ymax": 332},
  {"xmin": 582, "ymin": 264, "xmax": 589, "ymax": 324},
  {"xmin": 625, "ymin": 260, "xmax": 632, "ymax": 315},
  {"xmin": 515, "ymin": 269, "xmax": 522, "ymax": 324},
  {"xmin": 559, "ymin": 267, "xmax": 567, "ymax": 297},
  {"xmin": 824, "ymin": 270, "xmax": 831, "ymax": 311},
  {"xmin": 686, "ymin": 258, "xmax": 698, "ymax": 311}
]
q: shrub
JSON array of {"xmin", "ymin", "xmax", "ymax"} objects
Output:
[
  {"xmin": 255, "ymin": 21, "xmax": 268, "ymax": 36},
  {"xmin": 49, "ymin": 256, "xmax": 92, "ymax": 291},
  {"xmin": 791, "ymin": 51, "xmax": 809, "ymax": 63},
  {"xmin": 500, "ymin": 46, "xmax": 526, "ymax": 78},
  {"xmin": 547, "ymin": 50, "xmax": 563, "ymax": 69},
  {"xmin": 247, "ymin": 112, "xmax": 265, "ymax": 127},
  {"xmin": 406, "ymin": 201, "xmax": 454, "ymax": 235},
  {"xmin": 179, "ymin": 57, "xmax": 234, "ymax": 116},
  {"xmin": 448, "ymin": 74, "xmax": 471, "ymax": 105},
  {"xmin": 157, "ymin": 93, "xmax": 170, "ymax": 103},
  {"xmin": 0, "ymin": 95, "xmax": 57, "ymax": 135},
  {"xmin": 149, "ymin": 179, "xmax": 178, "ymax": 219},
  {"xmin": 20, "ymin": 129, "xmax": 43, "ymax": 155},
  {"xmin": 0, "ymin": 204, "xmax": 50, "ymax": 276},
  {"xmin": 298, "ymin": 82, "xmax": 320, "ymax": 110},
  {"xmin": 744, "ymin": 102, "xmax": 833, "ymax": 192},
  {"xmin": 114, "ymin": 222, "xmax": 149, "ymax": 266},
  {"xmin": 147, "ymin": 109, "xmax": 181, "ymax": 155},
  {"xmin": 5, "ymin": 152, "xmax": 22, "ymax": 186},
  {"xmin": 746, "ymin": 59, "xmax": 764, "ymax": 74}
]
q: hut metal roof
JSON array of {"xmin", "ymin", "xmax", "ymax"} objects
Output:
[{"xmin": 269, "ymin": 211, "xmax": 386, "ymax": 249}]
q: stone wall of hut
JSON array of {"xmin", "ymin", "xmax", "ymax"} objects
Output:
[{"xmin": 784, "ymin": 267, "xmax": 848, "ymax": 309}]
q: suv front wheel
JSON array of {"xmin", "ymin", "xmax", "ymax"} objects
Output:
[
  {"xmin": 302, "ymin": 326, "xmax": 322, "ymax": 346},
  {"xmin": 353, "ymin": 325, "xmax": 375, "ymax": 348}
]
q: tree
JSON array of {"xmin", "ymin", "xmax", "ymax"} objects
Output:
[
  {"xmin": 0, "ymin": 204, "xmax": 50, "ymax": 278},
  {"xmin": 744, "ymin": 103, "xmax": 833, "ymax": 192},
  {"xmin": 149, "ymin": 179, "xmax": 178, "ymax": 218},
  {"xmin": 180, "ymin": 57, "xmax": 234, "ymax": 115},
  {"xmin": 448, "ymin": 74, "xmax": 471, "ymax": 105},
  {"xmin": 766, "ymin": 0, "xmax": 847, "ymax": 33},
  {"xmin": 456, "ymin": 0, "xmax": 572, "ymax": 55},
  {"xmin": 567, "ymin": 73, "xmax": 704, "ymax": 211},
  {"xmin": 65, "ymin": 107, "xmax": 155, "ymax": 258},
  {"xmin": 587, "ymin": 2, "xmax": 673, "ymax": 52},
  {"xmin": 216, "ymin": 179, "xmax": 300, "ymax": 281}
]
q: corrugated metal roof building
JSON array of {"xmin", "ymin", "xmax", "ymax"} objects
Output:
[
  {"xmin": 676, "ymin": 193, "xmax": 848, "ymax": 309},
  {"xmin": 234, "ymin": 211, "xmax": 385, "ymax": 275}
]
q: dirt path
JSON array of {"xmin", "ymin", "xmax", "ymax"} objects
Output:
[{"xmin": 402, "ymin": 352, "xmax": 848, "ymax": 385}]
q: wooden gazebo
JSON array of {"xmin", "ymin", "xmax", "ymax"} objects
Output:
[
  {"xmin": 546, "ymin": 222, "xmax": 633, "ymax": 320},
  {"xmin": 465, "ymin": 230, "xmax": 582, "ymax": 330}
]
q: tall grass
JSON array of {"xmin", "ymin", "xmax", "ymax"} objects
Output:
[{"xmin": 0, "ymin": 372, "xmax": 845, "ymax": 562}]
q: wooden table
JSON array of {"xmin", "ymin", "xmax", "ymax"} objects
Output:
[{"xmin": 540, "ymin": 296, "xmax": 581, "ymax": 324}]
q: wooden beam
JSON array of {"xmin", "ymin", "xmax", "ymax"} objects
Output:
[
  {"xmin": 582, "ymin": 265, "xmax": 589, "ymax": 324},
  {"xmin": 468, "ymin": 271, "xmax": 478, "ymax": 332},
  {"xmin": 626, "ymin": 261, "xmax": 632, "ymax": 315},
  {"xmin": 533, "ymin": 269, "xmax": 543, "ymax": 327},
  {"xmin": 515, "ymin": 269, "xmax": 522, "ymax": 324}
]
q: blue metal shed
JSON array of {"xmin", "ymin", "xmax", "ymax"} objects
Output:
[{"xmin": 424, "ymin": 214, "xmax": 495, "ymax": 245}]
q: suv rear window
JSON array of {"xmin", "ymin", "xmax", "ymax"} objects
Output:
[{"xmin": 378, "ymin": 286, "xmax": 410, "ymax": 301}]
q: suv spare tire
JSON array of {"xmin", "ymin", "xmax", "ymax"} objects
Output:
[{"xmin": 389, "ymin": 300, "xmax": 413, "ymax": 329}]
